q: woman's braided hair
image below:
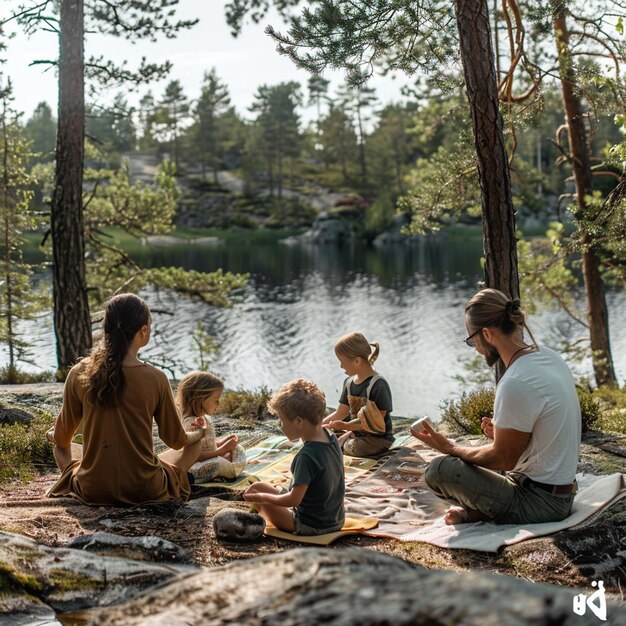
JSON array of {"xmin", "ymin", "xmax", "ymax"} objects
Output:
[{"xmin": 78, "ymin": 293, "xmax": 150, "ymax": 409}]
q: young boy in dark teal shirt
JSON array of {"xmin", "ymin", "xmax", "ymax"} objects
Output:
[{"xmin": 244, "ymin": 379, "xmax": 345, "ymax": 535}]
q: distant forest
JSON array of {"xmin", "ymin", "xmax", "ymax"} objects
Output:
[{"xmin": 21, "ymin": 70, "xmax": 622, "ymax": 235}]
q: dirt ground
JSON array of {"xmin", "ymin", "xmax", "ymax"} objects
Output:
[
  {"xmin": 2, "ymin": 459, "xmax": 625, "ymax": 600},
  {"xmin": 1, "ymin": 387, "xmax": 625, "ymax": 599}
]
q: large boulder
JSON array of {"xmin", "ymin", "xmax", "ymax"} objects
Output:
[
  {"xmin": 0, "ymin": 531, "xmax": 194, "ymax": 615},
  {"xmin": 62, "ymin": 548, "xmax": 626, "ymax": 625},
  {"xmin": 299, "ymin": 212, "xmax": 353, "ymax": 245}
]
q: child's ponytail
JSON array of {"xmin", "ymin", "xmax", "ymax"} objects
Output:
[{"xmin": 368, "ymin": 342, "xmax": 380, "ymax": 365}]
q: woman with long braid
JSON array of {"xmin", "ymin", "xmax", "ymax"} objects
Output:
[{"xmin": 47, "ymin": 293, "xmax": 205, "ymax": 505}]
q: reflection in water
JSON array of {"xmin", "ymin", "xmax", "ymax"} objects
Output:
[
  {"xmin": 124, "ymin": 231, "xmax": 484, "ymax": 289},
  {"xmin": 8, "ymin": 234, "xmax": 626, "ymax": 418}
]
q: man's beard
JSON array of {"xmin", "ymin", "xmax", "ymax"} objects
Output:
[{"xmin": 484, "ymin": 345, "xmax": 501, "ymax": 367}]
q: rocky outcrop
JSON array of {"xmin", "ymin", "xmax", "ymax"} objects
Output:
[
  {"xmin": 63, "ymin": 549, "xmax": 626, "ymax": 626},
  {"xmin": 0, "ymin": 530, "xmax": 196, "ymax": 620},
  {"xmin": 373, "ymin": 213, "xmax": 414, "ymax": 247},
  {"xmin": 67, "ymin": 532, "xmax": 191, "ymax": 563},
  {"xmin": 296, "ymin": 212, "xmax": 354, "ymax": 245},
  {"xmin": 1, "ymin": 388, "xmax": 625, "ymax": 624}
]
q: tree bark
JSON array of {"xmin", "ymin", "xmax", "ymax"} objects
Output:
[
  {"xmin": 51, "ymin": 0, "xmax": 92, "ymax": 379},
  {"xmin": 553, "ymin": 9, "xmax": 617, "ymax": 387},
  {"xmin": 454, "ymin": 0, "xmax": 519, "ymax": 302}
]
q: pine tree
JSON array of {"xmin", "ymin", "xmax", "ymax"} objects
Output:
[
  {"xmin": 307, "ymin": 74, "xmax": 330, "ymax": 149},
  {"xmin": 337, "ymin": 73, "xmax": 377, "ymax": 186},
  {"xmin": 249, "ymin": 81, "xmax": 302, "ymax": 202},
  {"xmin": 193, "ymin": 69, "xmax": 231, "ymax": 182},
  {"xmin": 154, "ymin": 80, "xmax": 190, "ymax": 170},
  {"xmin": 138, "ymin": 91, "xmax": 158, "ymax": 153},
  {"xmin": 318, "ymin": 104, "xmax": 358, "ymax": 182},
  {"xmin": 11, "ymin": 0, "xmax": 198, "ymax": 377},
  {"xmin": 23, "ymin": 102, "xmax": 56, "ymax": 163},
  {"xmin": 86, "ymin": 94, "xmax": 137, "ymax": 156},
  {"xmin": 0, "ymin": 78, "xmax": 47, "ymax": 381}
]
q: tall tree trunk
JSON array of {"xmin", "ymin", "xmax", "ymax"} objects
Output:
[
  {"xmin": 553, "ymin": 9, "xmax": 617, "ymax": 387},
  {"xmin": 51, "ymin": 0, "xmax": 91, "ymax": 379},
  {"xmin": 454, "ymin": 0, "xmax": 519, "ymax": 301}
]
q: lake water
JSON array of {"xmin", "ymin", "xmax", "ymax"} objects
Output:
[{"xmin": 9, "ymin": 230, "xmax": 626, "ymax": 419}]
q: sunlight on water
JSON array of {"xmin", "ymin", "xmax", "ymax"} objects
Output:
[{"xmin": 4, "ymin": 235, "xmax": 626, "ymax": 419}]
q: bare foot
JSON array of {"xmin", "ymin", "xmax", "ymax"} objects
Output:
[{"xmin": 444, "ymin": 507, "xmax": 468, "ymax": 525}]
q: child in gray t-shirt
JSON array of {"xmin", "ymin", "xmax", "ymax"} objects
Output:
[{"xmin": 244, "ymin": 379, "xmax": 345, "ymax": 535}]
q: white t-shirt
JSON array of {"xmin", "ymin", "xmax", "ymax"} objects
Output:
[{"xmin": 493, "ymin": 346, "xmax": 581, "ymax": 484}]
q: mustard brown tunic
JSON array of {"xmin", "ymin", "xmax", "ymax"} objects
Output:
[{"xmin": 47, "ymin": 362, "xmax": 189, "ymax": 505}]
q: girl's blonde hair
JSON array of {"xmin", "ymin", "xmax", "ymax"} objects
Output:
[
  {"xmin": 465, "ymin": 288, "xmax": 537, "ymax": 346},
  {"xmin": 176, "ymin": 371, "xmax": 224, "ymax": 417},
  {"xmin": 334, "ymin": 332, "xmax": 380, "ymax": 366}
]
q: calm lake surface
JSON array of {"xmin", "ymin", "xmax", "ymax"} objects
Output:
[{"xmin": 11, "ymin": 230, "xmax": 626, "ymax": 419}]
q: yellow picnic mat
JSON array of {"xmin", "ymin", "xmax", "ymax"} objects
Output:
[{"xmin": 264, "ymin": 514, "xmax": 379, "ymax": 545}]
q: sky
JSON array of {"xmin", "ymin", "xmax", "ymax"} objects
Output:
[{"xmin": 1, "ymin": 0, "xmax": 411, "ymax": 124}]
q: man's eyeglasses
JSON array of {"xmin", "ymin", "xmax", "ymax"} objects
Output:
[{"xmin": 463, "ymin": 329, "xmax": 481, "ymax": 348}]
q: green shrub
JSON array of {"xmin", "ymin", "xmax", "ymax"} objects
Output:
[
  {"xmin": 364, "ymin": 192, "xmax": 396, "ymax": 234},
  {"xmin": 0, "ymin": 411, "xmax": 56, "ymax": 484},
  {"xmin": 440, "ymin": 387, "xmax": 494, "ymax": 436},
  {"xmin": 218, "ymin": 387, "xmax": 273, "ymax": 422},
  {"xmin": 440, "ymin": 385, "xmax": 602, "ymax": 436},
  {"xmin": 220, "ymin": 213, "xmax": 258, "ymax": 229},
  {"xmin": 575, "ymin": 385, "xmax": 601, "ymax": 432},
  {"xmin": 0, "ymin": 366, "xmax": 55, "ymax": 384},
  {"xmin": 592, "ymin": 385, "xmax": 626, "ymax": 434}
]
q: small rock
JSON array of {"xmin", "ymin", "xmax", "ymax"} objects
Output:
[
  {"xmin": 0, "ymin": 406, "xmax": 36, "ymax": 426},
  {"xmin": 212, "ymin": 508, "xmax": 265, "ymax": 542}
]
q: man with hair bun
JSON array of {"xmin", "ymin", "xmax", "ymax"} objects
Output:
[{"xmin": 412, "ymin": 288, "xmax": 581, "ymax": 526}]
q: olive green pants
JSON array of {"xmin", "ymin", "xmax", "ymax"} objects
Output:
[{"xmin": 425, "ymin": 455, "xmax": 575, "ymax": 524}]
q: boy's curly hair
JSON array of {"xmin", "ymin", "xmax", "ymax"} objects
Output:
[{"xmin": 267, "ymin": 379, "xmax": 326, "ymax": 425}]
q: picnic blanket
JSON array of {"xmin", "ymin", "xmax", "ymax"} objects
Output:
[
  {"xmin": 264, "ymin": 514, "xmax": 379, "ymax": 545},
  {"xmin": 345, "ymin": 445, "xmax": 450, "ymax": 538},
  {"xmin": 345, "ymin": 447, "xmax": 626, "ymax": 552},
  {"xmin": 403, "ymin": 472, "xmax": 626, "ymax": 552},
  {"xmin": 193, "ymin": 433, "xmax": 413, "ymax": 490}
]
